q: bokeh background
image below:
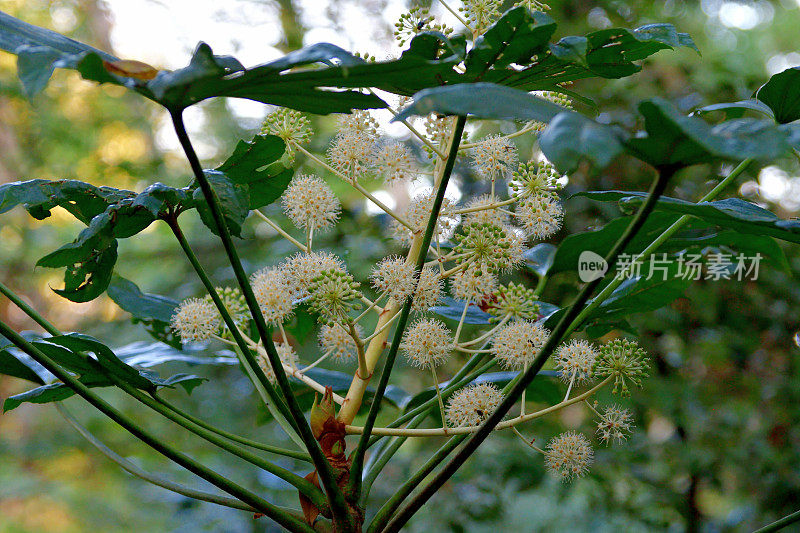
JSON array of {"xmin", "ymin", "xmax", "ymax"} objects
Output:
[{"xmin": 2, "ymin": 0, "xmax": 800, "ymax": 531}]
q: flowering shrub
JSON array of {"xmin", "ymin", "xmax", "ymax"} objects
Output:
[{"xmin": 2, "ymin": 2, "xmax": 800, "ymax": 532}]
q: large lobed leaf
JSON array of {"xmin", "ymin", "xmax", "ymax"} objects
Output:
[
  {"xmin": 577, "ymin": 191, "xmax": 800, "ymax": 245},
  {"xmin": 1, "ymin": 8, "xmax": 695, "ymax": 114},
  {"xmin": 754, "ymin": 66, "xmax": 800, "ymax": 124},
  {"xmin": 1, "ymin": 333, "xmax": 207, "ymax": 412},
  {"xmin": 0, "ymin": 134, "xmax": 290, "ymax": 303}
]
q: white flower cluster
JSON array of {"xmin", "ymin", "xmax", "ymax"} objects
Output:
[
  {"xmin": 400, "ymin": 318, "xmax": 453, "ymax": 368},
  {"xmin": 445, "ymin": 383, "xmax": 504, "ymax": 427},
  {"xmin": 281, "ymin": 174, "xmax": 340, "ymax": 231},
  {"xmin": 545, "ymin": 431, "xmax": 594, "ymax": 481}
]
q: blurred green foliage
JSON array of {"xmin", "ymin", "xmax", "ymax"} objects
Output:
[{"xmin": 2, "ymin": 0, "xmax": 800, "ymax": 532}]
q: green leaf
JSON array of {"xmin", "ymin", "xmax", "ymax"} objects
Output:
[
  {"xmin": 0, "ymin": 178, "xmax": 188, "ymax": 303},
  {"xmin": 107, "ymin": 276, "xmax": 178, "ymax": 324},
  {"xmin": 488, "ymin": 23, "xmax": 697, "ymax": 89},
  {"xmin": 465, "ymin": 7, "xmax": 557, "ymax": 76},
  {"xmin": 215, "ymin": 135, "xmax": 293, "ymax": 209},
  {"xmin": 147, "ymin": 41, "xmax": 387, "ymax": 112},
  {"xmin": 578, "ymin": 191, "xmax": 800, "ymax": 245},
  {"xmin": 0, "ymin": 333, "xmax": 210, "ymax": 412},
  {"xmin": 522, "ymin": 243, "xmax": 557, "ymax": 276},
  {"xmin": 147, "ymin": 42, "xmax": 242, "ymax": 108},
  {"xmin": 43, "ymin": 239, "xmax": 118, "ymax": 303},
  {"xmin": 4, "ymin": 382, "xmax": 81, "ymax": 412},
  {"xmin": 538, "ymin": 111, "xmax": 625, "ymax": 173},
  {"xmin": 16, "ymin": 45, "xmax": 62, "ymax": 97},
  {"xmin": 393, "ymin": 82, "xmax": 568, "ymax": 123},
  {"xmin": 0, "ymin": 179, "xmax": 133, "ymax": 223},
  {"xmin": 626, "ymin": 98, "xmax": 792, "ymax": 167},
  {"xmin": 755, "ymin": 67, "xmax": 800, "ymax": 124},
  {"xmin": 550, "ymin": 212, "xmax": 681, "ymax": 275},
  {"xmin": 2, "ymin": 370, "xmax": 206, "ymax": 412},
  {"xmin": 48, "ymin": 333, "xmax": 153, "ymax": 390},
  {"xmin": 115, "ymin": 342, "xmax": 238, "ymax": 367},
  {"xmin": 693, "ymin": 99, "xmax": 775, "ymax": 120},
  {"xmin": 431, "ymin": 297, "xmax": 493, "ymax": 325},
  {"xmin": 150, "ymin": 373, "xmax": 208, "ymax": 394},
  {"xmin": 0, "ymin": 10, "xmax": 117, "ymax": 97},
  {"xmin": 0, "ymin": 334, "xmax": 45, "ymax": 383},
  {"xmin": 1, "ymin": 10, "xmax": 695, "ymax": 116},
  {"xmin": 549, "ymin": 36, "xmax": 589, "ymax": 67},
  {"xmin": 593, "ymin": 262, "xmax": 690, "ymax": 320},
  {"xmin": 192, "ymin": 170, "xmax": 250, "ymax": 237}
]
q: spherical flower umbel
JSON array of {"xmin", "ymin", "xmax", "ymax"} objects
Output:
[
  {"xmin": 554, "ymin": 339, "xmax": 599, "ymax": 385},
  {"xmin": 376, "ymin": 143, "xmax": 416, "ymax": 184},
  {"xmin": 411, "ymin": 267, "xmax": 444, "ymax": 313},
  {"xmin": 307, "ymin": 269, "xmax": 362, "ymax": 324},
  {"xmin": 486, "ymin": 282, "xmax": 540, "ymax": 321},
  {"xmin": 509, "ymin": 161, "xmax": 564, "ymax": 199},
  {"xmin": 516, "ymin": 193, "xmax": 564, "ymax": 240},
  {"xmin": 544, "ymin": 431, "xmax": 594, "ymax": 482},
  {"xmin": 318, "ymin": 323, "xmax": 361, "ymax": 362},
  {"xmin": 596, "ymin": 404, "xmax": 634, "ymax": 445},
  {"xmin": 171, "ymin": 298, "xmax": 220, "ymax": 343},
  {"xmin": 327, "ymin": 130, "xmax": 375, "ymax": 181},
  {"xmin": 453, "ymin": 222, "xmax": 525, "ymax": 273},
  {"xmin": 370, "ymin": 256, "xmax": 416, "ymax": 303},
  {"xmin": 281, "ymin": 174, "xmax": 341, "ymax": 231},
  {"xmin": 471, "ymin": 134, "xmax": 518, "ymax": 181},
  {"xmin": 515, "ymin": 0, "xmax": 552, "ymax": 11},
  {"xmin": 450, "ymin": 264, "xmax": 498, "ymax": 305},
  {"xmin": 394, "ymin": 6, "xmax": 453, "ymax": 46},
  {"xmin": 400, "ymin": 318, "xmax": 453, "ymax": 368},
  {"xmin": 339, "ymin": 110, "xmax": 379, "ymax": 137},
  {"xmin": 595, "ymin": 338, "xmax": 650, "ymax": 395},
  {"xmin": 460, "ymin": 0, "xmax": 502, "ymax": 31},
  {"xmin": 203, "ymin": 286, "xmax": 248, "ymax": 330},
  {"xmin": 251, "ymin": 267, "xmax": 294, "ymax": 325},
  {"xmin": 261, "ymin": 108, "xmax": 312, "ymax": 162},
  {"xmin": 281, "ymin": 251, "xmax": 346, "ymax": 300},
  {"xmin": 491, "ymin": 320, "xmax": 550, "ymax": 370},
  {"xmin": 257, "ymin": 342, "xmax": 300, "ymax": 383},
  {"xmin": 445, "ymin": 383, "xmax": 504, "ymax": 427}
]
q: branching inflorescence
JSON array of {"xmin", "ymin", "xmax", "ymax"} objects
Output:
[
  {"xmin": 1, "ymin": 0, "xmax": 728, "ymax": 529},
  {"xmin": 168, "ymin": 1, "xmax": 653, "ymax": 490}
]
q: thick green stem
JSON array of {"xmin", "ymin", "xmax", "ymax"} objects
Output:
[
  {"xmin": 0, "ymin": 280, "xmax": 60, "ymax": 336},
  {"xmin": 360, "ymin": 412, "xmax": 428, "ymax": 505},
  {"xmin": 168, "ymin": 218, "xmax": 302, "ymax": 445},
  {"xmin": 0, "ymin": 320, "xmax": 313, "ymax": 533},
  {"xmin": 380, "ymin": 166, "xmax": 676, "ymax": 533},
  {"xmin": 753, "ymin": 509, "xmax": 800, "ymax": 533},
  {"xmin": 348, "ymin": 116, "xmax": 468, "ymax": 497},
  {"xmin": 56, "ymin": 404, "xmax": 259, "ymax": 513},
  {"xmin": 102, "ymin": 374, "xmax": 327, "ymax": 509},
  {"xmin": 169, "ymin": 110, "xmax": 352, "ymax": 529},
  {"xmin": 151, "ymin": 393, "xmax": 311, "ymax": 462},
  {"xmin": 366, "ymin": 435, "xmax": 466, "ymax": 533}
]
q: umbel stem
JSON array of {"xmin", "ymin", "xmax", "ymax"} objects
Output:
[{"xmin": 347, "ymin": 115, "xmax": 468, "ymax": 498}]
